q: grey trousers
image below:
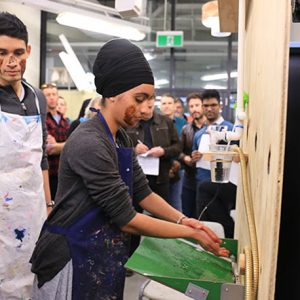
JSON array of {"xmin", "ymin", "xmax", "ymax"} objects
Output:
[{"xmin": 32, "ymin": 260, "xmax": 73, "ymax": 300}]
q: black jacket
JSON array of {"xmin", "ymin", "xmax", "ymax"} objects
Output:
[
  {"xmin": 126, "ymin": 112, "xmax": 182, "ymax": 184},
  {"xmin": 179, "ymin": 120, "xmax": 202, "ymax": 177}
]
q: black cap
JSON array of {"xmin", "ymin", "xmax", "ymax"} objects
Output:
[{"xmin": 93, "ymin": 38, "xmax": 154, "ymax": 97}]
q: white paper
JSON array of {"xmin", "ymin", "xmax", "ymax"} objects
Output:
[
  {"xmin": 196, "ymin": 134, "xmax": 211, "ymax": 170},
  {"xmin": 139, "ymin": 151, "xmax": 150, "ymax": 157},
  {"xmin": 137, "ymin": 155, "xmax": 159, "ymax": 176}
]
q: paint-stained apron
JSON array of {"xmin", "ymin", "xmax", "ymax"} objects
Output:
[
  {"xmin": 0, "ymin": 82, "xmax": 47, "ymax": 299},
  {"xmin": 43, "ymin": 111, "xmax": 133, "ymax": 300}
]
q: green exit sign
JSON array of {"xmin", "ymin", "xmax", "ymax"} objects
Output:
[{"xmin": 156, "ymin": 31, "xmax": 184, "ymax": 48}]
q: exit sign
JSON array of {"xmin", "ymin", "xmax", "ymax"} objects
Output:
[{"xmin": 156, "ymin": 31, "xmax": 184, "ymax": 48}]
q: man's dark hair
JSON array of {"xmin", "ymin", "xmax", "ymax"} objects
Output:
[
  {"xmin": 175, "ymin": 97, "xmax": 184, "ymax": 106},
  {"xmin": 186, "ymin": 92, "xmax": 202, "ymax": 104},
  {"xmin": 201, "ymin": 89, "xmax": 220, "ymax": 103},
  {"xmin": 0, "ymin": 12, "xmax": 28, "ymax": 44}
]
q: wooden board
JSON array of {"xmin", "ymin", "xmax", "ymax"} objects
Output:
[{"xmin": 233, "ymin": 1, "xmax": 291, "ymax": 299}]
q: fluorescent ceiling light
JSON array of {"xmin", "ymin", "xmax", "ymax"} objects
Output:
[
  {"xmin": 155, "ymin": 79, "xmax": 169, "ymax": 86},
  {"xmin": 204, "ymin": 84, "xmax": 226, "ymax": 90},
  {"xmin": 59, "ymin": 34, "xmax": 95, "ymax": 92},
  {"xmin": 144, "ymin": 53, "xmax": 156, "ymax": 61},
  {"xmin": 211, "ymin": 29, "xmax": 231, "ymax": 38},
  {"xmin": 201, "ymin": 71, "xmax": 238, "ymax": 81},
  {"xmin": 57, "ymin": 12, "xmax": 146, "ymax": 41}
]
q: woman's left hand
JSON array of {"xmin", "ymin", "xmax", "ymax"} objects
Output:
[{"xmin": 181, "ymin": 217, "xmax": 222, "ymax": 245}]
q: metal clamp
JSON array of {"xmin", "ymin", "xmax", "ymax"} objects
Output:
[
  {"xmin": 221, "ymin": 283, "xmax": 244, "ymax": 300},
  {"xmin": 185, "ymin": 283, "xmax": 209, "ymax": 300}
]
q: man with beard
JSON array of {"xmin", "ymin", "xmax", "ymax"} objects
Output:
[{"xmin": 179, "ymin": 93, "xmax": 206, "ymax": 217}]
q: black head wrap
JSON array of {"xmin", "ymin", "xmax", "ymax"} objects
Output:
[{"xmin": 93, "ymin": 38, "xmax": 154, "ymax": 97}]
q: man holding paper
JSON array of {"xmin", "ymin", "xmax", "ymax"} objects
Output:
[{"xmin": 126, "ymin": 97, "xmax": 181, "ymax": 202}]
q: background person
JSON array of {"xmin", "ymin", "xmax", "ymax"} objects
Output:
[
  {"xmin": 57, "ymin": 95, "xmax": 72, "ymax": 124},
  {"xmin": 179, "ymin": 92, "xmax": 205, "ymax": 217},
  {"xmin": 174, "ymin": 97, "xmax": 186, "ymax": 119},
  {"xmin": 42, "ymin": 82, "xmax": 70, "ymax": 199},
  {"xmin": 192, "ymin": 89, "xmax": 234, "ymax": 184},
  {"xmin": 126, "ymin": 97, "xmax": 181, "ymax": 202},
  {"xmin": 67, "ymin": 95, "xmax": 102, "ymax": 136},
  {"xmin": 30, "ymin": 38, "xmax": 228, "ymax": 300},
  {"xmin": 160, "ymin": 93, "xmax": 187, "ymax": 211},
  {"xmin": 197, "ymin": 181, "xmax": 237, "ymax": 238},
  {"xmin": 160, "ymin": 93, "xmax": 187, "ymax": 135}
]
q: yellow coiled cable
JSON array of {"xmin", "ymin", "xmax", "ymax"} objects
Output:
[
  {"xmin": 232, "ymin": 145, "xmax": 259, "ymax": 299},
  {"xmin": 244, "ymin": 246, "xmax": 254, "ymax": 300}
]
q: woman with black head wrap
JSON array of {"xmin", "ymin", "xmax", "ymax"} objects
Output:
[{"xmin": 30, "ymin": 39, "xmax": 229, "ymax": 300}]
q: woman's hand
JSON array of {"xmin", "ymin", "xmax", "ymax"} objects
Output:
[
  {"xmin": 47, "ymin": 206, "xmax": 53, "ymax": 216},
  {"xmin": 192, "ymin": 229, "xmax": 229, "ymax": 257},
  {"xmin": 182, "ymin": 217, "xmax": 229, "ymax": 257}
]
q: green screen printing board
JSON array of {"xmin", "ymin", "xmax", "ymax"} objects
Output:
[{"xmin": 125, "ymin": 237, "xmax": 238, "ymax": 299}]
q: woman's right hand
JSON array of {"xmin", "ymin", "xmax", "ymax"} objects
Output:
[{"xmin": 192, "ymin": 228, "xmax": 230, "ymax": 257}]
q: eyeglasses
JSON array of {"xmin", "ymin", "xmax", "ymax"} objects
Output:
[
  {"xmin": 41, "ymin": 83, "xmax": 57, "ymax": 90},
  {"xmin": 202, "ymin": 103, "xmax": 219, "ymax": 109}
]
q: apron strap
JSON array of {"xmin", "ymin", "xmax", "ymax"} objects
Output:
[
  {"xmin": 96, "ymin": 111, "xmax": 115, "ymax": 145},
  {"xmin": 21, "ymin": 80, "xmax": 41, "ymax": 115}
]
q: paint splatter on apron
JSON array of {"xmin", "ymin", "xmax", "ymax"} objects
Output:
[{"xmin": 0, "ymin": 82, "xmax": 47, "ymax": 299}]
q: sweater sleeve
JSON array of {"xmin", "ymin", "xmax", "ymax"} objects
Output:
[{"xmin": 66, "ymin": 132, "xmax": 137, "ymax": 227}]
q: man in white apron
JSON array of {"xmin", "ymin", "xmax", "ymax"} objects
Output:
[{"xmin": 0, "ymin": 12, "xmax": 51, "ymax": 299}]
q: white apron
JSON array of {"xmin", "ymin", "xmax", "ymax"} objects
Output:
[{"xmin": 0, "ymin": 82, "xmax": 47, "ymax": 299}]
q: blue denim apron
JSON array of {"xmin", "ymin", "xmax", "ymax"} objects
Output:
[{"xmin": 43, "ymin": 112, "xmax": 133, "ymax": 300}]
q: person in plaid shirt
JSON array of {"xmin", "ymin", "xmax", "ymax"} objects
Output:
[{"xmin": 42, "ymin": 83, "xmax": 70, "ymax": 199}]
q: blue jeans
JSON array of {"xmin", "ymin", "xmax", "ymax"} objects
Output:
[
  {"xmin": 195, "ymin": 168, "xmax": 211, "ymax": 183},
  {"xmin": 169, "ymin": 169, "xmax": 184, "ymax": 211}
]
